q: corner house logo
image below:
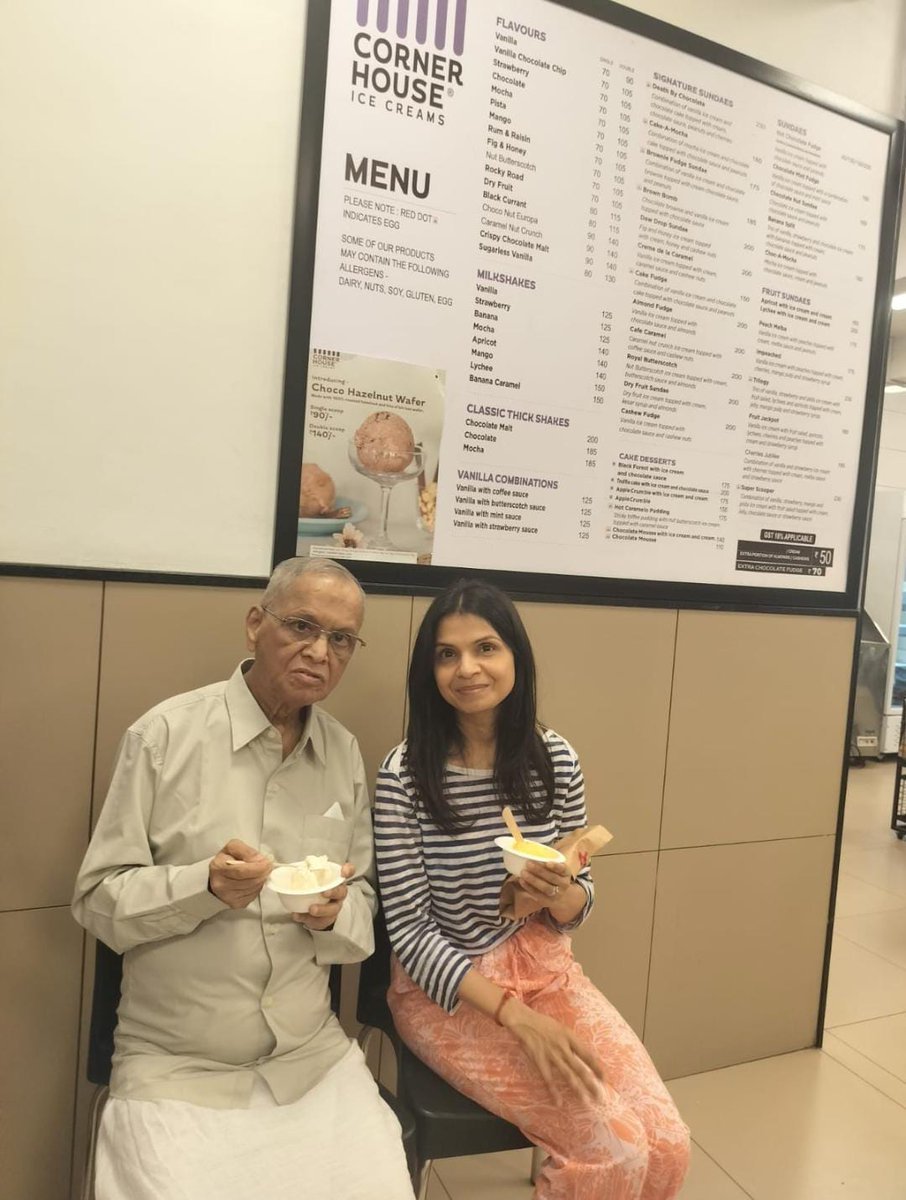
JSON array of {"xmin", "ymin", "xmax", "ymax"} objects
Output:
[{"xmin": 351, "ymin": 0, "xmax": 467, "ymax": 125}]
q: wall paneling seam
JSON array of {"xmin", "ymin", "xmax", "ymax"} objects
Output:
[
  {"xmin": 641, "ymin": 608, "xmax": 680, "ymax": 1042},
  {"xmin": 67, "ymin": 579, "xmax": 106, "ymax": 1197}
]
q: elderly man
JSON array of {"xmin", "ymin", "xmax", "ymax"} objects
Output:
[{"xmin": 73, "ymin": 558, "xmax": 414, "ymax": 1200}]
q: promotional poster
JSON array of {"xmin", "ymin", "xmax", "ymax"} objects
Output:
[{"xmin": 294, "ymin": 0, "xmax": 889, "ymax": 590}]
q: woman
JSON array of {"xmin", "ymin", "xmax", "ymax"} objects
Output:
[{"xmin": 374, "ymin": 580, "xmax": 690, "ymax": 1200}]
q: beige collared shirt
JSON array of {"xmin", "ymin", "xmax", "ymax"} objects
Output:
[{"xmin": 72, "ymin": 662, "xmax": 376, "ymax": 1108}]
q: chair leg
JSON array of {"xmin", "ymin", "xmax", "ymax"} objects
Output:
[
  {"xmin": 81, "ymin": 1085, "xmax": 109, "ymax": 1200},
  {"xmin": 530, "ymin": 1144, "xmax": 546, "ymax": 1184},
  {"xmin": 416, "ymin": 1158, "xmax": 434, "ymax": 1200}
]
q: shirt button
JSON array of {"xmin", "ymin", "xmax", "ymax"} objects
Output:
[{"xmin": 262, "ymin": 996, "xmax": 274, "ymax": 1010}]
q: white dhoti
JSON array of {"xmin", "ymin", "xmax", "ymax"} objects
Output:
[{"xmin": 95, "ymin": 1043, "xmax": 414, "ymax": 1200}]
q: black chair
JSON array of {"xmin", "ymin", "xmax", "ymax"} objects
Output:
[
  {"xmin": 82, "ymin": 940, "xmax": 124, "ymax": 1200},
  {"xmin": 82, "ymin": 939, "xmax": 417, "ymax": 1199},
  {"xmin": 356, "ymin": 909, "xmax": 541, "ymax": 1199}
]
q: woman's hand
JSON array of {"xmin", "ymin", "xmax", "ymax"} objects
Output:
[
  {"xmin": 500, "ymin": 998, "xmax": 604, "ymax": 1103},
  {"xmin": 517, "ymin": 860, "xmax": 573, "ymax": 909}
]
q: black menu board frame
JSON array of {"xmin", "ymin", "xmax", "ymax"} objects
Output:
[{"xmin": 275, "ymin": 0, "xmax": 904, "ymax": 613}]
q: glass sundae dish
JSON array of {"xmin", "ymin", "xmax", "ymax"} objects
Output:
[{"xmin": 348, "ymin": 412, "xmax": 424, "ymax": 549}]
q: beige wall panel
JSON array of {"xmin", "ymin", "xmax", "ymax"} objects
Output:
[
  {"xmin": 94, "ymin": 585, "xmax": 411, "ymax": 815},
  {"xmin": 644, "ymin": 837, "xmax": 834, "ymax": 1080},
  {"xmin": 0, "ymin": 907, "xmax": 83, "ymax": 1200},
  {"xmin": 662, "ymin": 612, "xmax": 854, "ymax": 847},
  {"xmin": 570, "ymin": 853, "xmax": 658, "ymax": 1037},
  {"xmin": 410, "ymin": 598, "xmax": 676, "ymax": 853},
  {"xmin": 522, "ymin": 603, "xmax": 676, "ymax": 852},
  {"xmin": 93, "ymin": 583, "xmax": 261, "ymax": 813},
  {"xmin": 0, "ymin": 577, "xmax": 102, "ymax": 909}
]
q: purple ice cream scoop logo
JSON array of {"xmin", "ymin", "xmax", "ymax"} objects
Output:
[
  {"xmin": 355, "ymin": 0, "xmax": 467, "ymax": 53},
  {"xmin": 350, "ymin": 0, "xmax": 468, "ymax": 126}
]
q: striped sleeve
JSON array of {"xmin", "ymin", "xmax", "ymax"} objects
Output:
[
  {"xmin": 374, "ymin": 749, "xmax": 473, "ymax": 1013},
  {"xmin": 545, "ymin": 736, "xmax": 595, "ymax": 933}
]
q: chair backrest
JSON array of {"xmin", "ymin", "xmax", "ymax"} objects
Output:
[
  {"xmin": 87, "ymin": 941, "xmax": 124, "ymax": 1087},
  {"xmin": 356, "ymin": 906, "xmax": 395, "ymax": 1036}
]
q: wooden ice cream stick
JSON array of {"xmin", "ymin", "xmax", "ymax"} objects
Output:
[{"xmin": 502, "ymin": 805, "xmax": 524, "ymax": 844}]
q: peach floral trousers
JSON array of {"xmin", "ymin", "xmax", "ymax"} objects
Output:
[{"xmin": 388, "ymin": 920, "xmax": 690, "ymax": 1200}]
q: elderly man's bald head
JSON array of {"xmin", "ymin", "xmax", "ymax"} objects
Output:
[{"xmin": 262, "ymin": 558, "xmax": 365, "ymax": 614}]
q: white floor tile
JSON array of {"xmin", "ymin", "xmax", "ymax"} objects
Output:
[
  {"xmin": 431, "ymin": 1141, "xmax": 755, "ymax": 1199},
  {"xmin": 842, "ymin": 760, "xmax": 895, "ymax": 811},
  {"xmin": 433, "ymin": 1149, "xmax": 533, "ymax": 1199},
  {"xmin": 422, "ymin": 1164, "xmax": 453, "ymax": 1199},
  {"xmin": 827, "ymin": 1011, "xmax": 906, "ymax": 1088},
  {"xmin": 821, "ymin": 1030, "xmax": 906, "ymax": 1109},
  {"xmin": 824, "ymin": 935, "xmax": 906, "ymax": 1027},
  {"xmin": 840, "ymin": 824, "xmax": 901, "ymax": 850},
  {"xmin": 675, "ymin": 1141, "xmax": 752, "ymax": 1199},
  {"xmin": 841, "ymin": 764, "xmax": 897, "ymax": 833},
  {"xmin": 668, "ymin": 1049, "xmax": 906, "ymax": 1199},
  {"xmin": 838, "ymin": 841, "xmax": 906, "ymax": 897},
  {"xmin": 835, "ymin": 907, "xmax": 906, "ymax": 971},
  {"xmin": 833, "ymin": 871, "xmax": 906, "ymax": 918}
]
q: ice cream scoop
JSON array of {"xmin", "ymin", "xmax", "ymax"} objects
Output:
[
  {"xmin": 266, "ymin": 854, "xmax": 344, "ymax": 912},
  {"xmin": 284, "ymin": 855, "xmax": 336, "ymax": 891},
  {"xmin": 299, "ymin": 463, "xmax": 336, "ymax": 517},
  {"xmin": 495, "ymin": 836, "xmax": 566, "ymax": 876},
  {"xmin": 354, "ymin": 411, "xmax": 415, "ymax": 473},
  {"xmin": 510, "ymin": 840, "xmax": 562, "ymax": 861},
  {"xmin": 497, "ymin": 806, "xmax": 565, "ymax": 871}
]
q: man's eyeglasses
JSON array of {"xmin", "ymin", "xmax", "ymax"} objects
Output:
[{"xmin": 261, "ymin": 606, "xmax": 366, "ymax": 659}]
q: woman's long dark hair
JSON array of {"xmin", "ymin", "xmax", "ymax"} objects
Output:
[{"xmin": 405, "ymin": 579, "xmax": 555, "ymax": 835}]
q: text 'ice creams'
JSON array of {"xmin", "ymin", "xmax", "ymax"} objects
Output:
[{"xmin": 354, "ymin": 412, "xmax": 415, "ymax": 473}]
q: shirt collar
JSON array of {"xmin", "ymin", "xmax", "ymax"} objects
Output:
[{"xmin": 225, "ymin": 660, "xmax": 327, "ymax": 763}]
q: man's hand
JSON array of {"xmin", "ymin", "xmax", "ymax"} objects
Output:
[
  {"xmin": 208, "ymin": 839, "xmax": 271, "ymax": 909},
  {"xmin": 292, "ymin": 862, "xmax": 355, "ymax": 930}
]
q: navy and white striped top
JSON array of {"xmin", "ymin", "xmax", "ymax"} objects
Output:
[{"xmin": 374, "ymin": 730, "xmax": 595, "ymax": 1013}]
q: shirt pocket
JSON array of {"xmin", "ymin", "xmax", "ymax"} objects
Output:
[{"xmin": 300, "ymin": 813, "xmax": 353, "ymax": 864}]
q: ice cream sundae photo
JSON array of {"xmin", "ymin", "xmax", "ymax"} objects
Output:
[
  {"xmin": 349, "ymin": 411, "xmax": 424, "ymax": 550},
  {"xmin": 295, "ymin": 351, "xmax": 444, "ymax": 561}
]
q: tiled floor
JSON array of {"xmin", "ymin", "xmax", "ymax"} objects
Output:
[{"xmin": 421, "ymin": 760, "xmax": 906, "ymax": 1198}]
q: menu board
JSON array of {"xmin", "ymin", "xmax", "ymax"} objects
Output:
[{"xmin": 284, "ymin": 0, "xmax": 900, "ymax": 600}]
